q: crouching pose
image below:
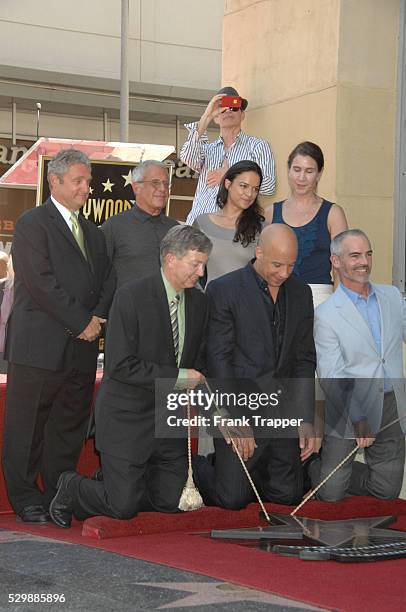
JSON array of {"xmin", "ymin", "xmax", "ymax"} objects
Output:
[
  {"xmin": 194, "ymin": 224, "xmax": 316, "ymax": 508},
  {"xmin": 309, "ymin": 229, "xmax": 405, "ymax": 501},
  {"xmin": 50, "ymin": 225, "xmax": 211, "ymax": 527}
]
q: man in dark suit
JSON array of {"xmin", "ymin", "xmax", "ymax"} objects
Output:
[
  {"xmin": 49, "ymin": 225, "xmax": 212, "ymax": 528},
  {"xmin": 194, "ymin": 224, "xmax": 316, "ymax": 508},
  {"xmin": 2, "ymin": 149, "xmax": 115, "ymax": 524}
]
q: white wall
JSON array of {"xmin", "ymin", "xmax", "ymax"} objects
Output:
[{"xmin": 0, "ymin": 0, "xmax": 222, "ymax": 89}]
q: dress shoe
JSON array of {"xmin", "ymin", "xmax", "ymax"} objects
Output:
[
  {"xmin": 17, "ymin": 505, "xmax": 50, "ymax": 524},
  {"xmin": 49, "ymin": 471, "xmax": 77, "ymax": 528}
]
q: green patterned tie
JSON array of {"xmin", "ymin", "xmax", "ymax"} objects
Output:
[
  {"xmin": 169, "ymin": 294, "xmax": 180, "ymax": 364},
  {"xmin": 70, "ymin": 213, "xmax": 87, "ymax": 260}
]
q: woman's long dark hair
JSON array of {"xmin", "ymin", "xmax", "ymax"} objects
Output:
[{"xmin": 216, "ymin": 160, "xmax": 264, "ymax": 247}]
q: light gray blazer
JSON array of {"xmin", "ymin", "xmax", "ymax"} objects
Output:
[{"xmin": 314, "ymin": 283, "xmax": 406, "ymax": 435}]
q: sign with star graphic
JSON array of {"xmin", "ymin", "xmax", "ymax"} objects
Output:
[
  {"xmin": 37, "ymin": 154, "xmax": 199, "ymax": 224},
  {"xmin": 37, "ymin": 157, "xmax": 143, "ymax": 225}
]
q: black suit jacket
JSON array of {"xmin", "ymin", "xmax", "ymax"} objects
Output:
[
  {"xmin": 95, "ymin": 273, "xmax": 209, "ymax": 462},
  {"xmin": 5, "ymin": 198, "xmax": 115, "ymax": 372},
  {"xmin": 206, "ymin": 264, "xmax": 316, "ymax": 423}
]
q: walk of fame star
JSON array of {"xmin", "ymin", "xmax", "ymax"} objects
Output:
[
  {"xmin": 211, "ymin": 513, "xmax": 406, "ymax": 560},
  {"xmin": 137, "ymin": 581, "xmax": 322, "ymax": 610}
]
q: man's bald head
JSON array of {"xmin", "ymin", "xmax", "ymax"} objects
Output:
[
  {"xmin": 258, "ymin": 224, "xmax": 297, "ymax": 252},
  {"xmin": 254, "ymin": 224, "xmax": 298, "ymax": 290}
]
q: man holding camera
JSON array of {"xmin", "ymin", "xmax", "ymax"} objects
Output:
[{"xmin": 180, "ymin": 86, "xmax": 276, "ymax": 224}]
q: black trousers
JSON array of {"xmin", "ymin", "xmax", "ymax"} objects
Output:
[
  {"xmin": 194, "ymin": 436, "xmax": 303, "ymax": 509},
  {"xmin": 2, "ymin": 363, "xmax": 95, "ymax": 513},
  {"xmin": 70, "ymin": 438, "xmax": 188, "ymax": 520}
]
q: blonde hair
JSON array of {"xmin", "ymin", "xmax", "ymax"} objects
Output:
[{"xmin": 0, "ymin": 252, "xmax": 14, "ymax": 289}]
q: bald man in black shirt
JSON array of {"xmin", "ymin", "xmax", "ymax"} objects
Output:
[{"xmin": 194, "ymin": 225, "xmax": 316, "ymax": 508}]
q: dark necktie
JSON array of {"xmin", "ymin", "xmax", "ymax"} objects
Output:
[{"xmin": 170, "ymin": 294, "xmax": 180, "ymax": 363}]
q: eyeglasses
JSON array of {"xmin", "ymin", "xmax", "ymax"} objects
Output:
[{"xmin": 137, "ymin": 180, "xmax": 170, "ymax": 189}]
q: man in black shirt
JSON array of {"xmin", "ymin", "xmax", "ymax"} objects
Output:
[
  {"xmin": 195, "ymin": 224, "xmax": 316, "ymax": 508},
  {"xmin": 101, "ymin": 160, "xmax": 178, "ymax": 289}
]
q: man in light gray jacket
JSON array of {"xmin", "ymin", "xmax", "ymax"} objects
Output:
[{"xmin": 309, "ymin": 229, "xmax": 405, "ymax": 501}]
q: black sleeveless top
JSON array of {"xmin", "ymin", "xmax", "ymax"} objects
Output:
[{"xmin": 272, "ymin": 200, "xmax": 333, "ymax": 284}]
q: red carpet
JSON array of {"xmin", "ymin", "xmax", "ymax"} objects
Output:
[
  {"xmin": 81, "ymin": 496, "xmax": 406, "ymax": 539},
  {"xmin": 1, "ymin": 374, "xmax": 406, "ymax": 609},
  {"xmin": 1, "ymin": 498, "xmax": 406, "ymax": 611}
]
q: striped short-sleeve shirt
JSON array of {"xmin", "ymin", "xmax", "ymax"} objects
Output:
[{"xmin": 180, "ymin": 122, "xmax": 276, "ymax": 224}]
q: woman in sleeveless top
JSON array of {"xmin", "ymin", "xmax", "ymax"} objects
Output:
[
  {"xmin": 267, "ymin": 142, "xmax": 348, "ymax": 454},
  {"xmin": 266, "ymin": 141, "xmax": 348, "ymax": 307},
  {"xmin": 194, "ymin": 160, "xmax": 264, "ymax": 285}
]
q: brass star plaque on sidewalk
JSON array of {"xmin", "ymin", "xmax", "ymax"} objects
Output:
[{"xmin": 211, "ymin": 514, "xmax": 406, "ymax": 561}]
